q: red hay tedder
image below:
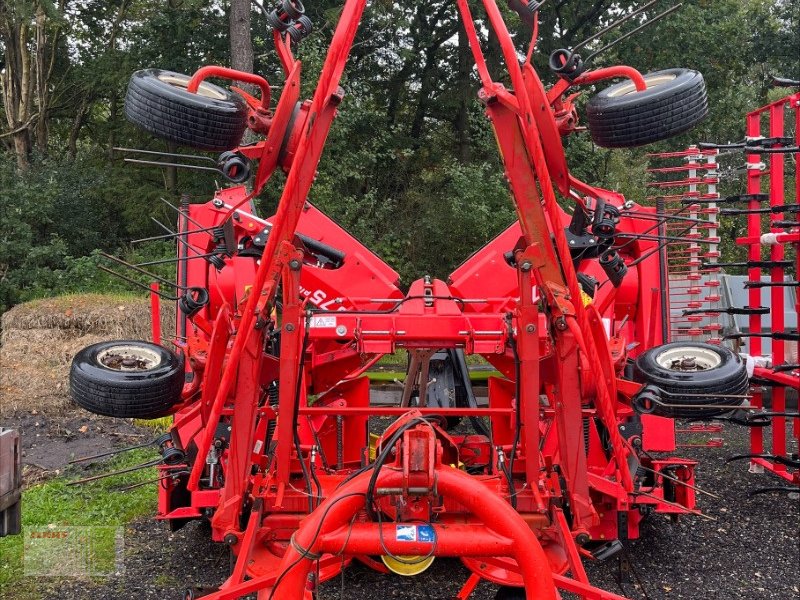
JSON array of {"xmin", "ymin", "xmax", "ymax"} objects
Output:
[{"xmin": 67, "ymin": 0, "xmax": 799, "ymax": 598}]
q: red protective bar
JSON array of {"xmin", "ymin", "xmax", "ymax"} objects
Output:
[
  {"xmin": 745, "ymin": 109, "xmax": 765, "ymax": 458},
  {"xmin": 572, "ymin": 65, "xmax": 647, "ymax": 91},
  {"xmin": 768, "ymin": 103, "xmax": 786, "ymax": 466},
  {"xmin": 150, "ymin": 282, "xmax": 161, "ymax": 344},
  {"xmin": 187, "ymin": 66, "xmax": 271, "ymax": 110},
  {"xmin": 265, "ymin": 467, "xmax": 558, "ymax": 600}
]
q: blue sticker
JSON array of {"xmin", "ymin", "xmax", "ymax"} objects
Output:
[
  {"xmin": 417, "ymin": 525, "xmax": 436, "ymax": 543},
  {"xmin": 395, "ymin": 525, "xmax": 417, "ymax": 542}
]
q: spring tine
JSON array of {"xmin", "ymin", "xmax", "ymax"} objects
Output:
[
  {"xmin": 624, "ymin": 221, "xmax": 696, "ymax": 269},
  {"xmin": 96, "ymin": 266, "xmax": 181, "ymax": 301},
  {"xmin": 622, "ymin": 212, "xmax": 708, "ymax": 225},
  {"xmin": 158, "ymin": 197, "xmax": 219, "ymax": 240},
  {"xmin": 69, "ymin": 440, "xmax": 155, "ymax": 464},
  {"xmin": 67, "ymin": 459, "xmax": 163, "ymax": 486},
  {"xmin": 637, "ymin": 464, "xmax": 720, "ymax": 499},
  {"xmin": 585, "ymin": 3, "xmax": 683, "ymax": 63},
  {"xmin": 114, "ymin": 147, "xmax": 217, "ymax": 164},
  {"xmin": 114, "ymin": 470, "xmax": 190, "ymax": 493},
  {"xmin": 615, "ymin": 232, "xmax": 708, "ymax": 244},
  {"xmin": 131, "ymin": 225, "xmax": 218, "ymax": 244},
  {"xmin": 573, "ymin": 0, "xmax": 659, "ymax": 51},
  {"xmin": 635, "ymin": 490, "xmax": 717, "ymax": 521},
  {"xmin": 615, "ymin": 201, "xmax": 696, "ymax": 251},
  {"xmin": 151, "ymin": 217, "xmax": 210, "ymax": 259},
  {"xmin": 98, "ymin": 252, "xmax": 186, "ymax": 290},
  {"xmin": 133, "ymin": 252, "xmax": 218, "ymax": 267},
  {"xmin": 124, "ymin": 158, "xmax": 224, "ymax": 175}
]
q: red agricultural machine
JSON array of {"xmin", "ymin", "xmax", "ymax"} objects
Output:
[{"xmin": 67, "ymin": 0, "xmax": 798, "ymax": 598}]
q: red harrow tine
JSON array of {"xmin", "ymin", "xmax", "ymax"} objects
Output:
[{"xmin": 649, "ymin": 146, "xmax": 723, "ymax": 344}]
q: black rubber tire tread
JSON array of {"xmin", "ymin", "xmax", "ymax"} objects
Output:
[
  {"xmin": 70, "ymin": 340, "xmax": 184, "ymax": 419},
  {"xmin": 633, "ymin": 342, "xmax": 749, "ymax": 418},
  {"xmin": 586, "ymin": 68, "xmax": 708, "ymax": 148},
  {"xmin": 588, "ymin": 92, "xmax": 708, "ymax": 131},
  {"xmin": 124, "ymin": 69, "xmax": 248, "ymax": 152}
]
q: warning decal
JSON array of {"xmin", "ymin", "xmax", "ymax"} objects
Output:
[
  {"xmin": 395, "ymin": 525, "xmax": 417, "ymax": 542},
  {"xmin": 310, "ymin": 316, "xmax": 337, "ymax": 328}
]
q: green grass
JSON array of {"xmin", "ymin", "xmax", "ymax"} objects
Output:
[
  {"xmin": 133, "ymin": 416, "xmax": 172, "ymax": 431},
  {"xmin": 366, "ymin": 370, "xmax": 500, "ymax": 382},
  {"xmin": 0, "ymin": 448, "xmax": 159, "ymax": 596}
]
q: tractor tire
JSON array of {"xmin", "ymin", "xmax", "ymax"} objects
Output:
[
  {"xmin": 633, "ymin": 342, "xmax": 748, "ymax": 418},
  {"xmin": 124, "ymin": 69, "xmax": 248, "ymax": 152},
  {"xmin": 70, "ymin": 341, "xmax": 184, "ymax": 419},
  {"xmin": 586, "ymin": 68, "xmax": 708, "ymax": 148}
]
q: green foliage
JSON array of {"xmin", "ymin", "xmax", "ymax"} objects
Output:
[{"xmin": 0, "ymin": 155, "xmax": 179, "ymax": 313}]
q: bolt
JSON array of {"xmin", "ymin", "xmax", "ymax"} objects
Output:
[
  {"xmin": 285, "ymin": 323, "xmax": 295, "ymax": 332},
  {"xmin": 288, "ymin": 259, "xmax": 301, "ymax": 270},
  {"xmin": 520, "ymin": 260, "xmax": 532, "ymax": 272},
  {"xmin": 555, "ymin": 316, "xmax": 567, "ymax": 330},
  {"xmin": 575, "ymin": 532, "xmax": 590, "ymax": 546},
  {"xmin": 335, "ymin": 325, "xmax": 347, "ymax": 336},
  {"xmin": 526, "ymin": 324, "xmax": 535, "ymax": 333},
  {"xmin": 224, "ymin": 533, "xmax": 238, "ymax": 546},
  {"xmin": 212, "ymin": 199, "xmax": 224, "ymax": 208}
]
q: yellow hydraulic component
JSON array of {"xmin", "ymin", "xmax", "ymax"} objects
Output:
[
  {"xmin": 380, "ymin": 554, "xmax": 435, "ymax": 576},
  {"xmin": 368, "ymin": 433, "xmax": 379, "ymax": 461}
]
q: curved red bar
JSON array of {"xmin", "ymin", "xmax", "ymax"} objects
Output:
[{"xmin": 187, "ymin": 65, "xmax": 271, "ymax": 110}]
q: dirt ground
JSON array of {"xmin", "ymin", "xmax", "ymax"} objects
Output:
[{"xmin": 2, "ymin": 404, "xmax": 797, "ymax": 600}]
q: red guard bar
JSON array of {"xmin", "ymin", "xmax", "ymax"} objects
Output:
[{"xmin": 187, "ymin": 66, "xmax": 271, "ymax": 110}]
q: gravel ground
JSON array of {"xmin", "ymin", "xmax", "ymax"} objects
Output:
[{"xmin": 14, "ymin": 419, "xmax": 795, "ymax": 600}]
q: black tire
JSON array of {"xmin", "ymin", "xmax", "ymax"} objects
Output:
[
  {"xmin": 124, "ymin": 69, "xmax": 248, "ymax": 152},
  {"xmin": 70, "ymin": 340, "xmax": 184, "ymax": 419},
  {"xmin": 586, "ymin": 68, "xmax": 708, "ymax": 148},
  {"xmin": 633, "ymin": 342, "xmax": 748, "ymax": 418}
]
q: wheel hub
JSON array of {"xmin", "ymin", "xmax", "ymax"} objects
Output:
[{"xmin": 97, "ymin": 345, "xmax": 162, "ymax": 371}]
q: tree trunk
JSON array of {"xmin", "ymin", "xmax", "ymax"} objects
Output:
[
  {"xmin": 229, "ymin": 0, "xmax": 253, "ymax": 74},
  {"xmin": 454, "ymin": 22, "xmax": 471, "ymax": 163},
  {"xmin": 12, "ymin": 131, "xmax": 31, "ymax": 171},
  {"xmin": 165, "ymin": 141, "xmax": 178, "ymax": 192},
  {"xmin": 68, "ymin": 94, "xmax": 91, "ymax": 159},
  {"xmin": 107, "ymin": 91, "xmax": 118, "ymax": 160},
  {"xmin": 0, "ymin": 15, "xmax": 34, "ymax": 171},
  {"xmin": 34, "ymin": 5, "xmax": 48, "ymax": 152}
]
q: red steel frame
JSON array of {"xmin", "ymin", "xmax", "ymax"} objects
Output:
[
  {"xmin": 738, "ymin": 92, "xmax": 800, "ymax": 485},
  {"xmin": 142, "ymin": 2, "xmax": 712, "ymax": 598}
]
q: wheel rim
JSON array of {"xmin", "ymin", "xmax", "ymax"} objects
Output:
[
  {"xmin": 157, "ymin": 73, "xmax": 228, "ymax": 100},
  {"xmin": 606, "ymin": 73, "xmax": 678, "ymax": 98},
  {"xmin": 97, "ymin": 345, "xmax": 163, "ymax": 371},
  {"xmin": 654, "ymin": 346, "xmax": 722, "ymax": 372}
]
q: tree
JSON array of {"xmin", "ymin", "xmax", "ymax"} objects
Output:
[
  {"xmin": 0, "ymin": 0, "xmax": 64, "ymax": 169},
  {"xmin": 229, "ymin": 0, "xmax": 253, "ymax": 75}
]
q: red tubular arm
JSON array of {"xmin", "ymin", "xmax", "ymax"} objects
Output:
[{"xmin": 187, "ymin": 65, "xmax": 271, "ymax": 110}]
